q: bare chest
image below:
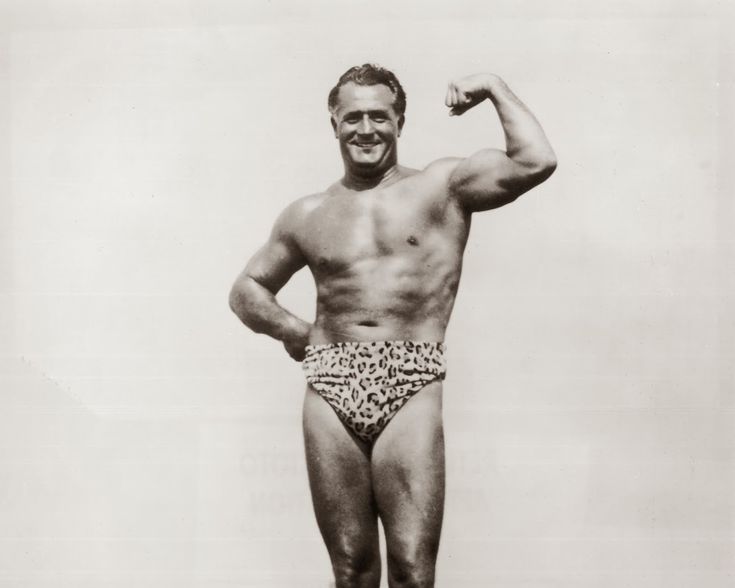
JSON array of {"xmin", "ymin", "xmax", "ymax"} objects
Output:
[{"xmin": 300, "ymin": 185, "xmax": 455, "ymax": 272}]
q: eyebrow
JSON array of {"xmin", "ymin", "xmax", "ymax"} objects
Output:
[{"xmin": 342, "ymin": 109, "xmax": 391, "ymax": 118}]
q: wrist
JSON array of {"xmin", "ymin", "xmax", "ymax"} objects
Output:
[
  {"xmin": 277, "ymin": 316, "xmax": 310, "ymax": 343},
  {"xmin": 483, "ymin": 74, "xmax": 505, "ymax": 99}
]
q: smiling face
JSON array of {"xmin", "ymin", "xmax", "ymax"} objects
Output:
[{"xmin": 331, "ymin": 82, "xmax": 404, "ymax": 177}]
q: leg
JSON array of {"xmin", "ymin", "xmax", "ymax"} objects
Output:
[
  {"xmin": 372, "ymin": 381, "xmax": 445, "ymax": 588},
  {"xmin": 303, "ymin": 385, "xmax": 382, "ymax": 588}
]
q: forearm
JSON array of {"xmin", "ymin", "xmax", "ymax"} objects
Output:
[
  {"xmin": 485, "ymin": 76, "xmax": 556, "ymax": 170},
  {"xmin": 229, "ymin": 275, "xmax": 310, "ymax": 342}
]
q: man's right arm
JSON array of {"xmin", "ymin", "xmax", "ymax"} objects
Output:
[
  {"xmin": 444, "ymin": 73, "xmax": 556, "ymax": 212},
  {"xmin": 228, "ymin": 204, "xmax": 311, "ymax": 361}
]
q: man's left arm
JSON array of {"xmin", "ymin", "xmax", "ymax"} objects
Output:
[{"xmin": 446, "ymin": 73, "xmax": 557, "ymax": 212}]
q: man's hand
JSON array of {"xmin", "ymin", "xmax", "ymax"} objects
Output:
[
  {"xmin": 281, "ymin": 322, "xmax": 311, "ymax": 362},
  {"xmin": 445, "ymin": 73, "xmax": 500, "ymax": 116}
]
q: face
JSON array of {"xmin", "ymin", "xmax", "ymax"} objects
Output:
[{"xmin": 331, "ymin": 82, "xmax": 404, "ymax": 174}]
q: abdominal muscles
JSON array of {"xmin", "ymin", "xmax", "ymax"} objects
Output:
[{"xmin": 311, "ymin": 247, "xmax": 463, "ymax": 343}]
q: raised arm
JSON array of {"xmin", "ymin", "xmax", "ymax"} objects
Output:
[
  {"xmin": 446, "ymin": 73, "xmax": 557, "ymax": 212},
  {"xmin": 228, "ymin": 203, "xmax": 311, "ymax": 361}
]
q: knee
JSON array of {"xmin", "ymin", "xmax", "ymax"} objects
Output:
[
  {"xmin": 331, "ymin": 544, "xmax": 380, "ymax": 588},
  {"xmin": 387, "ymin": 542, "xmax": 438, "ymax": 587},
  {"xmin": 388, "ymin": 563, "xmax": 435, "ymax": 587}
]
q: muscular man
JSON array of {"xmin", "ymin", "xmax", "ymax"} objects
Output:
[{"xmin": 229, "ymin": 64, "xmax": 556, "ymax": 587}]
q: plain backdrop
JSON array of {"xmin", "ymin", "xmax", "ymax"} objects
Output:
[{"xmin": 1, "ymin": 1, "xmax": 733, "ymax": 586}]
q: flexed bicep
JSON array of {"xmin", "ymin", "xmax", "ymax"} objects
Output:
[
  {"xmin": 444, "ymin": 73, "xmax": 556, "ymax": 213},
  {"xmin": 449, "ymin": 148, "xmax": 549, "ymax": 212}
]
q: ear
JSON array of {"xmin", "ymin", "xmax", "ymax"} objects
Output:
[
  {"xmin": 397, "ymin": 115, "xmax": 405, "ymax": 136},
  {"xmin": 330, "ymin": 116, "xmax": 338, "ymax": 137}
]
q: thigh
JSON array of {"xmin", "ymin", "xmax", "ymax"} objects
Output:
[
  {"xmin": 302, "ymin": 385, "xmax": 379, "ymax": 560},
  {"xmin": 371, "ymin": 381, "xmax": 446, "ymax": 561}
]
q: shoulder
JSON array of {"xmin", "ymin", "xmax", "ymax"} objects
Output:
[
  {"xmin": 423, "ymin": 157, "xmax": 463, "ymax": 177},
  {"xmin": 408, "ymin": 157, "xmax": 465, "ymax": 197},
  {"xmin": 423, "ymin": 154, "xmax": 504, "ymax": 188},
  {"xmin": 273, "ymin": 191, "xmax": 328, "ymax": 234},
  {"xmin": 421, "ymin": 157, "xmax": 467, "ymax": 193}
]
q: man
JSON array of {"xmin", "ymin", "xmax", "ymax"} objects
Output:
[{"xmin": 229, "ymin": 64, "xmax": 556, "ymax": 587}]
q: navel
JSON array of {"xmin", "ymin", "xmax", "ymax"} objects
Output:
[{"xmin": 407, "ymin": 235, "xmax": 419, "ymax": 246}]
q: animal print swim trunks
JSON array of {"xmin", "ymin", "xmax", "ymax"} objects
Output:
[{"xmin": 302, "ymin": 340, "xmax": 446, "ymax": 444}]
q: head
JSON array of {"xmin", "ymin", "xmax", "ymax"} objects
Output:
[{"xmin": 327, "ymin": 64, "xmax": 406, "ymax": 177}]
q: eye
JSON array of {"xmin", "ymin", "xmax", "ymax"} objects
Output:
[{"xmin": 343, "ymin": 116, "xmax": 360, "ymax": 124}]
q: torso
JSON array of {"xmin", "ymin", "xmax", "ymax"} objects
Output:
[{"xmin": 294, "ymin": 163, "xmax": 470, "ymax": 344}]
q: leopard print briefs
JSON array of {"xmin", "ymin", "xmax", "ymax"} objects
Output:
[{"xmin": 302, "ymin": 340, "xmax": 446, "ymax": 444}]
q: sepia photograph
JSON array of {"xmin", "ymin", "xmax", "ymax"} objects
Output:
[{"xmin": 1, "ymin": 1, "xmax": 733, "ymax": 586}]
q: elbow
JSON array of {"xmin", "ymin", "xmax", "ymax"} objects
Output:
[
  {"xmin": 228, "ymin": 275, "xmax": 268, "ymax": 335},
  {"xmin": 228, "ymin": 284, "xmax": 242, "ymax": 315},
  {"xmin": 228, "ymin": 278, "xmax": 251, "ymax": 320},
  {"xmin": 542, "ymin": 155, "xmax": 557, "ymax": 176},
  {"xmin": 526, "ymin": 155, "xmax": 557, "ymax": 185},
  {"xmin": 545, "ymin": 153, "xmax": 558, "ymax": 175},
  {"xmin": 535, "ymin": 150, "xmax": 558, "ymax": 176}
]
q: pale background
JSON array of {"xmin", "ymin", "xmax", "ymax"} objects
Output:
[{"xmin": 1, "ymin": 1, "xmax": 733, "ymax": 586}]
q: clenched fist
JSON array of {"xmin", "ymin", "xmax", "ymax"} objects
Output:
[{"xmin": 445, "ymin": 73, "xmax": 502, "ymax": 116}]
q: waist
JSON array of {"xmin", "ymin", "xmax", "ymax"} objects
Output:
[
  {"xmin": 305, "ymin": 340, "xmax": 446, "ymax": 353},
  {"xmin": 303, "ymin": 340, "xmax": 447, "ymax": 377},
  {"xmin": 309, "ymin": 319, "xmax": 446, "ymax": 345}
]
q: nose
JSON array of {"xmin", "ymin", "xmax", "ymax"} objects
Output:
[{"xmin": 357, "ymin": 115, "xmax": 374, "ymax": 134}]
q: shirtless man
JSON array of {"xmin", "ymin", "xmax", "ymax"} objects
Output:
[{"xmin": 229, "ymin": 64, "xmax": 556, "ymax": 587}]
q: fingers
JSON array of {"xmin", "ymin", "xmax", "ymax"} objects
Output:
[
  {"xmin": 446, "ymin": 84, "xmax": 460, "ymax": 110},
  {"xmin": 449, "ymin": 96, "xmax": 471, "ymax": 116},
  {"xmin": 290, "ymin": 347, "xmax": 305, "ymax": 361},
  {"xmin": 446, "ymin": 80, "xmax": 475, "ymax": 116},
  {"xmin": 284, "ymin": 341, "xmax": 306, "ymax": 362},
  {"xmin": 454, "ymin": 94, "xmax": 472, "ymax": 116},
  {"xmin": 446, "ymin": 82, "xmax": 458, "ymax": 115}
]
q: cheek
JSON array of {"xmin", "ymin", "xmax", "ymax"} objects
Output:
[
  {"xmin": 339, "ymin": 125, "xmax": 356, "ymax": 138},
  {"xmin": 377, "ymin": 126, "xmax": 398, "ymax": 140}
]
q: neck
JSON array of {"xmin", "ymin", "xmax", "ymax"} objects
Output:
[{"xmin": 342, "ymin": 163, "xmax": 401, "ymax": 191}]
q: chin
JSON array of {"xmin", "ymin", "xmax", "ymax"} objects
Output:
[
  {"xmin": 350, "ymin": 158, "xmax": 385, "ymax": 173},
  {"xmin": 352, "ymin": 155, "xmax": 381, "ymax": 166},
  {"xmin": 349, "ymin": 149, "xmax": 388, "ymax": 167}
]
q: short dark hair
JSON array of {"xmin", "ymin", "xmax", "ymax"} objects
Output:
[{"xmin": 328, "ymin": 63, "xmax": 407, "ymax": 117}]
